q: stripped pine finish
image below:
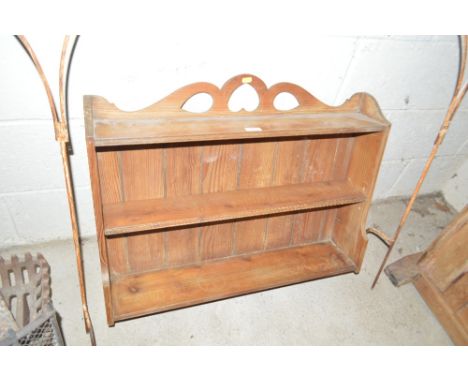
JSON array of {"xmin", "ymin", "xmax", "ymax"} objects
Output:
[
  {"xmin": 266, "ymin": 139, "xmax": 306, "ymax": 250},
  {"xmin": 235, "ymin": 141, "xmax": 276, "ymax": 254},
  {"xmin": 200, "ymin": 143, "xmax": 240, "ymax": 261},
  {"xmin": 96, "ymin": 150, "xmax": 129, "ymax": 275},
  {"xmin": 84, "ymin": 74, "xmax": 389, "ymax": 325},
  {"xmin": 120, "ymin": 148, "xmax": 165, "ymax": 272},
  {"xmin": 111, "ymin": 243, "xmax": 355, "ymax": 320},
  {"xmin": 103, "ymin": 181, "xmax": 366, "ymax": 235},
  {"xmin": 165, "ymin": 145, "xmax": 202, "ymax": 267}
]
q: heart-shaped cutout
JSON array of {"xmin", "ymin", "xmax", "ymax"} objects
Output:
[{"xmin": 228, "ymin": 84, "xmax": 259, "ymax": 112}]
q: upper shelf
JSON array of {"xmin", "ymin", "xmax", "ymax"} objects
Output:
[
  {"xmin": 84, "ymin": 74, "xmax": 390, "ymax": 147},
  {"xmin": 90, "ymin": 112, "xmax": 387, "ymax": 147}
]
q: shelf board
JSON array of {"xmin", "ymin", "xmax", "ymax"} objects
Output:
[
  {"xmin": 111, "ymin": 241, "xmax": 356, "ymax": 320},
  {"xmin": 103, "ymin": 181, "xmax": 366, "ymax": 236},
  {"xmin": 92, "ymin": 111, "xmax": 388, "ymax": 146}
]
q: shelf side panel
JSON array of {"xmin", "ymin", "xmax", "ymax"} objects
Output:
[
  {"xmin": 86, "ymin": 139, "xmax": 114, "ymax": 325},
  {"xmin": 333, "ymin": 129, "xmax": 389, "ymax": 269}
]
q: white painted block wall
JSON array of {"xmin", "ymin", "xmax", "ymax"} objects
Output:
[
  {"xmin": 0, "ymin": 35, "xmax": 467, "ymax": 247},
  {"xmin": 443, "ymin": 157, "xmax": 468, "ymax": 211}
]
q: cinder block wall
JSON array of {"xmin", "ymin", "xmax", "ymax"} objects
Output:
[
  {"xmin": 443, "ymin": 158, "xmax": 468, "ymax": 211},
  {"xmin": 0, "ymin": 35, "xmax": 467, "ymax": 247}
]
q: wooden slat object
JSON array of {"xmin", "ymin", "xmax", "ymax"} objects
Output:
[
  {"xmin": 103, "ymin": 181, "xmax": 365, "ymax": 236},
  {"xmin": 414, "ymin": 274, "xmax": 468, "ymax": 346},
  {"xmin": 84, "ymin": 74, "xmax": 389, "ymax": 325},
  {"xmin": 200, "ymin": 143, "xmax": 240, "ymax": 261},
  {"xmin": 111, "ymin": 242, "xmax": 355, "ymax": 320},
  {"xmin": 385, "ymin": 206, "xmax": 468, "ymax": 345}
]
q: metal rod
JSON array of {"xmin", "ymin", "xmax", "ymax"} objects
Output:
[
  {"xmin": 371, "ymin": 35, "xmax": 468, "ymax": 289},
  {"xmin": 16, "ymin": 36, "xmax": 61, "ymax": 138},
  {"xmin": 16, "ymin": 35, "xmax": 96, "ymax": 345},
  {"xmin": 366, "ymin": 227, "xmax": 394, "ymax": 247}
]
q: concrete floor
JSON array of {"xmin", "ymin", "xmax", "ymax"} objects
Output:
[{"xmin": 0, "ymin": 195, "xmax": 456, "ymax": 345}]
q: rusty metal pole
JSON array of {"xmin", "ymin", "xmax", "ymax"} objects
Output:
[
  {"xmin": 16, "ymin": 35, "xmax": 96, "ymax": 345},
  {"xmin": 370, "ymin": 35, "xmax": 468, "ymax": 288}
]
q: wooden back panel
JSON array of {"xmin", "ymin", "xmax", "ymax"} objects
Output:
[{"xmin": 96, "ymin": 135, "xmax": 358, "ymax": 276}]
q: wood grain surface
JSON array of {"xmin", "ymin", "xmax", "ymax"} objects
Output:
[
  {"xmin": 112, "ymin": 242, "xmax": 355, "ymax": 320},
  {"xmin": 103, "ymin": 181, "xmax": 365, "ymax": 236},
  {"xmin": 84, "ymin": 74, "xmax": 389, "ymax": 324}
]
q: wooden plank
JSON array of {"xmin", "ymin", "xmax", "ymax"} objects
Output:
[
  {"xmin": 414, "ymin": 274, "xmax": 468, "ymax": 345},
  {"xmin": 332, "ymin": 129, "xmax": 389, "ymax": 269},
  {"xmin": 237, "ymin": 141, "xmax": 276, "ymax": 189},
  {"xmin": 201, "ymin": 143, "xmax": 240, "ymax": 193},
  {"xmin": 105, "ymin": 237, "xmax": 129, "ymax": 275},
  {"xmin": 443, "ymin": 273, "xmax": 468, "ymax": 312},
  {"xmin": 86, "ymin": 140, "xmax": 114, "ymax": 325},
  {"xmin": 321, "ymin": 137, "xmax": 355, "ymax": 240},
  {"xmin": 387, "ymin": 209, "xmax": 468, "ymax": 345},
  {"xmin": 384, "ymin": 253, "xmax": 424, "ymax": 287},
  {"xmin": 111, "ymin": 242, "xmax": 356, "ymax": 320},
  {"xmin": 418, "ymin": 206, "xmax": 468, "ymax": 292},
  {"xmin": 120, "ymin": 148, "xmax": 165, "ymax": 272},
  {"xmin": 97, "ymin": 151, "xmax": 123, "ymax": 203},
  {"xmin": 164, "ymin": 227, "xmax": 199, "ymax": 267},
  {"xmin": 120, "ymin": 148, "xmax": 165, "ymax": 198},
  {"xmin": 235, "ymin": 141, "xmax": 276, "ymax": 254},
  {"xmin": 93, "ymin": 112, "xmax": 388, "ymax": 146},
  {"xmin": 265, "ymin": 139, "xmax": 306, "ymax": 250},
  {"xmin": 200, "ymin": 144, "xmax": 240, "ymax": 260},
  {"xmin": 104, "ymin": 181, "xmax": 366, "ymax": 236},
  {"xmin": 292, "ymin": 138, "xmax": 338, "ymax": 245},
  {"xmin": 165, "ymin": 145, "xmax": 202, "ymax": 267},
  {"xmin": 199, "ymin": 221, "xmax": 234, "ymax": 261},
  {"xmin": 97, "ymin": 150, "xmax": 128, "ymax": 275},
  {"xmin": 456, "ymin": 305, "xmax": 468, "ymax": 335}
]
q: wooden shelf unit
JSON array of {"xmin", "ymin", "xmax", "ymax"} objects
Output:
[{"xmin": 84, "ymin": 74, "xmax": 390, "ymax": 325}]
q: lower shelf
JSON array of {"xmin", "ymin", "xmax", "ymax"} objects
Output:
[{"xmin": 111, "ymin": 241, "xmax": 356, "ymax": 321}]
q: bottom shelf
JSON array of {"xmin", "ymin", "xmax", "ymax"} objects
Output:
[{"xmin": 111, "ymin": 242, "xmax": 356, "ymax": 321}]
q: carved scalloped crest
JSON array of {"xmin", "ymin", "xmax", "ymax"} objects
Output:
[{"xmin": 85, "ymin": 74, "xmax": 389, "ymax": 125}]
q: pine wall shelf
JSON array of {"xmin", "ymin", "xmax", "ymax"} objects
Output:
[{"xmin": 84, "ymin": 74, "xmax": 390, "ymax": 325}]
